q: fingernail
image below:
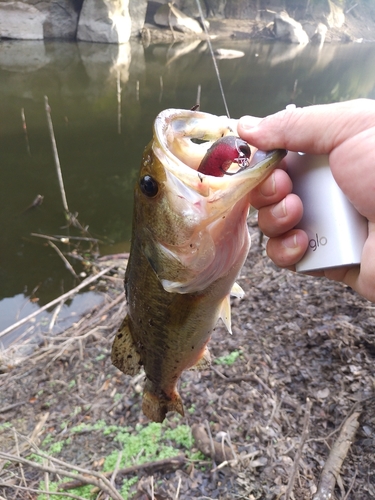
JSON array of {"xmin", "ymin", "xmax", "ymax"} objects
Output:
[
  {"xmin": 271, "ymin": 198, "xmax": 286, "ymax": 218},
  {"xmin": 260, "ymin": 172, "xmax": 276, "ymax": 197},
  {"xmin": 239, "ymin": 116, "xmax": 256, "ymax": 131},
  {"xmin": 282, "ymin": 233, "xmax": 298, "ymax": 249}
]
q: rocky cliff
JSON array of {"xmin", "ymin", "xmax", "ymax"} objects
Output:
[{"xmin": 0, "ymin": 0, "xmax": 374, "ymax": 43}]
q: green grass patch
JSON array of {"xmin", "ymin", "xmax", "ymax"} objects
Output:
[
  {"xmin": 35, "ymin": 419, "xmax": 199, "ymax": 499},
  {"xmin": 37, "ymin": 479, "xmax": 93, "ymax": 500},
  {"xmin": 214, "ymin": 349, "xmax": 243, "ymax": 366},
  {"xmin": 0, "ymin": 422, "xmax": 12, "ymax": 431}
]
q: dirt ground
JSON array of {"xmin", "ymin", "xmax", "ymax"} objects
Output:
[{"xmin": 1, "ymin": 217, "xmax": 374, "ymax": 500}]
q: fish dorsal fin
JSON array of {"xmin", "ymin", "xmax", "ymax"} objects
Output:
[
  {"xmin": 111, "ymin": 315, "xmax": 142, "ymax": 376},
  {"xmin": 230, "ymin": 282, "xmax": 244, "ymax": 299},
  {"xmin": 219, "ymin": 295, "xmax": 232, "ymax": 334}
]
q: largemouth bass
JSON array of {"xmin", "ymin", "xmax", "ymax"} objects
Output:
[{"xmin": 112, "ymin": 109, "xmax": 286, "ymax": 422}]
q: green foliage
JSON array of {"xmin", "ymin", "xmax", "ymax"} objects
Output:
[
  {"xmin": 114, "ymin": 392, "xmax": 123, "ymax": 403},
  {"xmin": 187, "ymin": 403, "xmax": 196, "ymax": 414},
  {"xmin": 70, "ymin": 406, "xmax": 82, "ymax": 417},
  {"xmin": 68, "ymin": 379, "xmax": 76, "ymax": 389},
  {"xmin": 0, "ymin": 422, "xmax": 12, "ymax": 431},
  {"xmin": 103, "ymin": 422, "xmax": 183, "ymax": 472},
  {"xmin": 120, "ymin": 477, "xmax": 138, "ymax": 499},
  {"xmin": 102, "ymin": 424, "xmax": 120, "ymax": 435},
  {"xmin": 164, "ymin": 424, "xmax": 193, "ymax": 448},
  {"xmin": 35, "ymin": 418, "xmax": 198, "ymax": 500},
  {"xmin": 214, "ymin": 349, "xmax": 242, "ymax": 366},
  {"xmin": 37, "ymin": 479, "xmax": 93, "ymax": 500},
  {"xmin": 42, "ymin": 434, "xmax": 53, "ymax": 447},
  {"xmin": 26, "ymin": 453, "xmax": 44, "ymax": 464},
  {"xmin": 69, "ymin": 422, "xmax": 89, "ymax": 434},
  {"xmin": 48, "ymin": 440, "xmax": 65, "ymax": 455},
  {"xmin": 190, "ymin": 450, "xmax": 206, "ymax": 461}
]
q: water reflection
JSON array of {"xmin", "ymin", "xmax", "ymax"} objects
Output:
[{"xmin": 1, "ymin": 38, "xmax": 375, "ymax": 336}]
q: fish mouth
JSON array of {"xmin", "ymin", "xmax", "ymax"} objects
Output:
[{"xmin": 153, "ymin": 108, "xmax": 286, "ymax": 214}]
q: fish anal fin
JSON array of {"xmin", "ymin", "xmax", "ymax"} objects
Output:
[
  {"xmin": 219, "ymin": 295, "xmax": 232, "ymax": 334},
  {"xmin": 142, "ymin": 380, "xmax": 184, "ymax": 423},
  {"xmin": 189, "ymin": 347, "xmax": 211, "ymax": 371},
  {"xmin": 111, "ymin": 316, "xmax": 142, "ymax": 376}
]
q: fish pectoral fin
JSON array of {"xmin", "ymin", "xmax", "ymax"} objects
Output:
[
  {"xmin": 142, "ymin": 227, "xmax": 218, "ymax": 295},
  {"xmin": 142, "ymin": 231, "xmax": 189, "ymax": 284},
  {"xmin": 189, "ymin": 347, "xmax": 211, "ymax": 371},
  {"xmin": 231, "ymin": 282, "xmax": 244, "ymax": 299},
  {"xmin": 219, "ymin": 295, "xmax": 232, "ymax": 334},
  {"xmin": 142, "ymin": 237, "xmax": 168, "ymax": 277},
  {"xmin": 111, "ymin": 316, "xmax": 142, "ymax": 376}
]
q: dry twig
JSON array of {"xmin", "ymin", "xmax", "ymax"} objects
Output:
[
  {"xmin": 212, "ymin": 368, "xmax": 275, "ymax": 397},
  {"xmin": 111, "ymin": 452, "xmax": 123, "ymax": 487},
  {"xmin": 343, "ymin": 467, "xmax": 357, "ymax": 500},
  {"xmin": 175, "ymin": 476, "xmax": 182, "ymax": 500},
  {"xmin": 0, "ymin": 401, "xmax": 27, "ymax": 414},
  {"xmin": 48, "ymin": 240, "xmax": 78, "ymax": 278},
  {"xmin": 0, "ymin": 483, "xmax": 89, "ymax": 500},
  {"xmin": 58, "ymin": 455, "xmax": 185, "ymax": 491},
  {"xmin": 192, "ymin": 424, "xmax": 233, "ymax": 464},
  {"xmin": 0, "ymin": 451, "xmax": 124, "ymax": 500},
  {"xmin": 313, "ymin": 410, "xmax": 361, "ymax": 500},
  {"xmin": 12, "ymin": 428, "xmax": 28, "ymax": 495},
  {"xmin": 1, "ymin": 413, "xmax": 50, "ymax": 466},
  {"xmin": 284, "ymin": 398, "xmax": 312, "ymax": 500}
]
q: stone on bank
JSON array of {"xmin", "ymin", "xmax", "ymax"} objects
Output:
[
  {"xmin": 0, "ymin": 1, "xmax": 46, "ymax": 40},
  {"xmin": 77, "ymin": 0, "xmax": 131, "ymax": 43},
  {"xmin": 0, "ymin": 0, "xmax": 147, "ymax": 43}
]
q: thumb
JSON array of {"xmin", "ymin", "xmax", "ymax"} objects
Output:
[{"xmin": 238, "ymin": 99, "xmax": 375, "ymax": 154}]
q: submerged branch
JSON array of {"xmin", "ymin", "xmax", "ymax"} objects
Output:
[
  {"xmin": 44, "ymin": 96, "xmax": 90, "ymax": 235},
  {"xmin": 44, "ymin": 95, "xmax": 69, "ymax": 214},
  {"xmin": 48, "ymin": 240, "xmax": 78, "ymax": 279}
]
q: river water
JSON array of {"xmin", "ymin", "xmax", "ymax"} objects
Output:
[{"xmin": 1, "ymin": 38, "xmax": 375, "ymax": 347}]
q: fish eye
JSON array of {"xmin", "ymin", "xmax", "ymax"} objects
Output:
[{"xmin": 140, "ymin": 175, "xmax": 158, "ymax": 197}]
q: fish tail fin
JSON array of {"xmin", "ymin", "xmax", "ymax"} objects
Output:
[
  {"xmin": 111, "ymin": 315, "xmax": 142, "ymax": 376},
  {"xmin": 142, "ymin": 380, "xmax": 184, "ymax": 423}
]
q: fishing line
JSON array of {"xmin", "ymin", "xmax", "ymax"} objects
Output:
[{"xmin": 195, "ymin": 0, "xmax": 230, "ymax": 118}]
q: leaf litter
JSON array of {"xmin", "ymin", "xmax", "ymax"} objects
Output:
[{"xmin": 1, "ymin": 215, "xmax": 375, "ymax": 499}]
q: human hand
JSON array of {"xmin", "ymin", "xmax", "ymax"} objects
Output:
[{"xmin": 238, "ymin": 99, "xmax": 375, "ymax": 303}]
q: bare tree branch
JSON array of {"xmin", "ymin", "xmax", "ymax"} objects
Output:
[
  {"xmin": 285, "ymin": 398, "xmax": 312, "ymax": 500},
  {"xmin": 59, "ymin": 455, "xmax": 185, "ymax": 491},
  {"xmin": 313, "ymin": 410, "xmax": 361, "ymax": 500},
  {"xmin": 0, "ymin": 451, "xmax": 124, "ymax": 500}
]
